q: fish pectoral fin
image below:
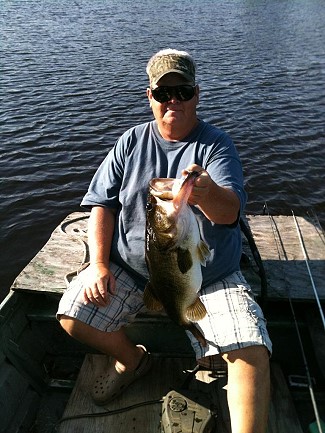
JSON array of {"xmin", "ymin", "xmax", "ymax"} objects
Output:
[
  {"xmin": 177, "ymin": 248, "xmax": 193, "ymax": 274},
  {"xmin": 143, "ymin": 282, "xmax": 164, "ymax": 311},
  {"xmin": 186, "ymin": 297, "xmax": 207, "ymax": 321},
  {"xmin": 197, "ymin": 240, "xmax": 211, "ymax": 266}
]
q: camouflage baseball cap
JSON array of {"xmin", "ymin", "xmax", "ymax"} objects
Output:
[{"xmin": 146, "ymin": 49, "xmax": 196, "ymax": 86}]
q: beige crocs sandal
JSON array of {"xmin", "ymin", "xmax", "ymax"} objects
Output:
[{"xmin": 91, "ymin": 345, "xmax": 152, "ymax": 406}]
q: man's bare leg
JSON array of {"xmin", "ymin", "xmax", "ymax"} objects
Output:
[
  {"xmin": 222, "ymin": 345, "xmax": 270, "ymax": 433},
  {"xmin": 59, "ymin": 315, "xmax": 144, "ymax": 371}
]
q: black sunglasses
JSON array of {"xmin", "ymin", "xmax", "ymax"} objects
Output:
[{"xmin": 151, "ymin": 85, "xmax": 196, "ymax": 103}]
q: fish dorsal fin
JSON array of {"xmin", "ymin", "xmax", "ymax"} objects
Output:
[
  {"xmin": 143, "ymin": 282, "xmax": 164, "ymax": 311},
  {"xmin": 197, "ymin": 240, "xmax": 210, "ymax": 266},
  {"xmin": 177, "ymin": 248, "xmax": 193, "ymax": 274},
  {"xmin": 186, "ymin": 297, "xmax": 207, "ymax": 321}
]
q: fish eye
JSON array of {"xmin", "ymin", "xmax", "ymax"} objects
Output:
[{"xmin": 146, "ymin": 203, "xmax": 153, "ymax": 211}]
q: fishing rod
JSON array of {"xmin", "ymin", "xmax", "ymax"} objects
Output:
[
  {"xmin": 291, "ymin": 210, "xmax": 325, "ymax": 332},
  {"xmin": 265, "ymin": 204, "xmax": 324, "ymax": 433},
  {"xmin": 307, "ymin": 209, "xmax": 325, "ymax": 247}
]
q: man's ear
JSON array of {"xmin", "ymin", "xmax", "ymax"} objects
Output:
[
  {"xmin": 147, "ymin": 88, "xmax": 153, "ymax": 106},
  {"xmin": 195, "ymin": 85, "xmax": 200, "ymax": 105}
]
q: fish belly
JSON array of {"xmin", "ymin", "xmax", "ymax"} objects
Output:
[{"xmin": 147, "ymin": 210, "xmax": 203, "ymax": 323}]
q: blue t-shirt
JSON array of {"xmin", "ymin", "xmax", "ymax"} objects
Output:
[{"xmin": 81, "ymin": 119, "xmax": 247, "ymax": 289}]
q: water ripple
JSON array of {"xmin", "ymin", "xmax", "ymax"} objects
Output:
[{"xmin": 0, "ymin": 0, "xmax": 324, "ymax": 299}]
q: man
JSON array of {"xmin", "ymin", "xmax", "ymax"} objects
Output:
[{"xmin": 58, "ymin": 49, "xmax": 272, "ymax": 433}]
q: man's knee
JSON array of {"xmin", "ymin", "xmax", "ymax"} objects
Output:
[
  {"xmin": 222, "ymin": 345, "xmax": 270, "ymax": 368},
  {"xmin": 59, "ymin": 315, "xmax": 82, "ymax": 338}
]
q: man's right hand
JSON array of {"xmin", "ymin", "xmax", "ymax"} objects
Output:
[{"xmin": 83, "ymin": 263, "xmax": 116, "ymax": 307}]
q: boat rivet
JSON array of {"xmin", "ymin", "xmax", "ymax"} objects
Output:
[{"xmin": 169, "ymin": 396, "xmax": 187, "ymax": 412}]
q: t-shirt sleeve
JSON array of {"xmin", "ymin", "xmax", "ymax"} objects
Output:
[
  {"xmin": 205, "ymin": 131, "xmax": 247, "ymax": 214},
  {"xmin": 81, "ymin": 137, "xmax": 126, "ymax": 209}
]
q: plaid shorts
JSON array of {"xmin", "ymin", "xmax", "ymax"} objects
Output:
[
  {"xmin": 187, "ymin": 270, "xmax": 272, "ymax": 361},
  {"xmin": 57, "ymin": 263, "xmax": 272, "ymax": 360}
]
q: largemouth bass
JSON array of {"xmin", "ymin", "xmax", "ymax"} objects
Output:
[{"xmin": 144, "ymin": 171, "xmax": 210, "ymax": 346}]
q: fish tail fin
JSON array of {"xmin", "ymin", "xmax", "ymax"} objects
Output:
[
  {"xmin": 143, "ymin": 282, "xmax": 164, "ymax": 311},
  {"xmin": 186, "ymin": 297, "xmax": 207, "ymax": 321},
  {"xmin": 197, "ymin": 240, "xmax": 211, "ymax": 266},
  {"xmin": 186, "ymin": 323, "xmax": 207, "ymax": 347}
]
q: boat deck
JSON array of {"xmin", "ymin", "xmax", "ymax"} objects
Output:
[
  {"xmin": 12, "ymin": 212, "xmax": 325, "ymax": 301},
  {"xmin": 57, "ymin": 355, "xmax": 303, "ymax": 433}
]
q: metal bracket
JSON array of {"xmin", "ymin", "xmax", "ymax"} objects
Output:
[{"xmin": 288, "ymin": 374, "xmax": 316, "ymax": 388}]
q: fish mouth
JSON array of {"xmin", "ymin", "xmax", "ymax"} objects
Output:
[
  {"xmin": 149, "ymin": 171, "xmax": 200, "ymax": 202},
  {"xmin": 180, "ymin": 171, "xmax": 200, "ymax": 188},
  {"xmin": 173, "ymin": 171, "xmax": 200, "ymax": 208},
  {"xmin": 149, "ymin": 178, "xmax": 175, "ymax": 200}
]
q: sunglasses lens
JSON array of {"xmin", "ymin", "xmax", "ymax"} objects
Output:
[
  {"xmin": 151, "ymin": 87, "xmax": 170, "ymax": 103},
  {"xmin": 177, "ymin": 86, "xmax": 195, "ymax": 101},
  {"xmin": 151, "ymin": 85, "xmax": 195, "ymax": 103}
]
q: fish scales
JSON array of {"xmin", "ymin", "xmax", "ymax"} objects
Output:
[{"xmin": 144, "ymin": 172, "xmax": 210, "ymax": 347}]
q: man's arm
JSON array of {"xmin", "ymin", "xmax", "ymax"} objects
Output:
[
  {"xmin": 88, "ymin": 205, "xmax": 116, "ymax": 266},
  {"xmin": 83, "ymin": 206, "xmax": 117, "ymax": 306}
]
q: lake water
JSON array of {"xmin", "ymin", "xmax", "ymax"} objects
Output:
[{"xmin": 1, "ymin": 0, "xmax": 324, "ymax": 301}]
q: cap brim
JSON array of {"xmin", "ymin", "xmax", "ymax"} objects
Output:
[{"xmin": 151, "ymin": 70, "xmax": 195, "ymax": 86}]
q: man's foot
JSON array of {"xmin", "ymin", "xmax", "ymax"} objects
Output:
[{"xmin": 91, "ymin": 345, "xmax": 152, "ymax": 406}]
